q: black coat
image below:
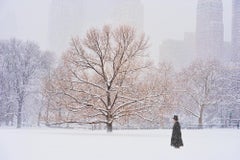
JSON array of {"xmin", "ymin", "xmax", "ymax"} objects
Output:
[{"xmin": 171, "ymin": 121, "xmax": 183, "ymax": 148}]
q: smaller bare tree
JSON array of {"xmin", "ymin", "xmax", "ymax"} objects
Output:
[{"xmin": 177, "ymin": 59, "xmax": 222, "ymax": 128}]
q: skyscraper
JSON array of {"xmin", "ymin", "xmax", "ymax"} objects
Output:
[
  {"xmin": 0, "ymin": 0, "xmax": 17, "ymax": 39},
  {"xmin": 48, "ymin": 0, "xmax": 84, "ymax": 55},
  {"xmin": 232, "ymin": 0, "xmax": 240, "ymax": 61},
  {"xmin": 112, "ymin": 0, "xmax": 144, "ymax": 31},
  {"xmin": 159, "ymin": 33, "xmax": 195, "ymax": 69},
  {"xmin": 196, "ymin": 0, "xmax": 224, "ymax": 59},
  {"xmin": 48, "ymin": 0, "xmax": 144, "ymax": 56}
]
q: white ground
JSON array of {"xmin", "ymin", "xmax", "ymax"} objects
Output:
[{"xmin": 0, "ymin": 128, "xmax": 239, "ymax": 160}]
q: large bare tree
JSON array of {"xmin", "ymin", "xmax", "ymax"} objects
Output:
[{"xmin": 45, "ymin": 25, "xmax": 155, "ymax": 132}]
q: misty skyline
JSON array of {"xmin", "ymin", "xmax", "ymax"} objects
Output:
[{"xmin": 0, "ymin": 0, "xmax": 232, "ymax": 63}]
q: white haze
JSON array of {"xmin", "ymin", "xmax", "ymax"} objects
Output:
[{"xmin": 0, "ymin": 0, "xmax": 232, "ymax": 65}]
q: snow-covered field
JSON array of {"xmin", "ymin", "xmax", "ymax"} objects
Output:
[{"xmin": 0, "ymin": 128, "xmax": 239, "ymax": 160}]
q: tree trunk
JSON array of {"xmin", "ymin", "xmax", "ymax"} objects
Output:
[
  {"xmin": 106, "ymin": 86, "xmax": 113, "ymax": 132},
  {"xmin": 37, "ymin": 109, "xmax": 42, "ymax": 127},
  {"xmin": 106, "ymin": 113, "xmax": 113, "ymax": 132},
  {"xmin": 45, "ymin": 98, "xmax": 50, "ymax": 126},
  {"xmin": 107, "ymin": 123, "xmax": 113, "ymax": 132},
  {"xmin": 198, "ymin": 117, "xmax": 202, "ymax": 129},
  {"xmin": 198, "ymin": 105, "xmax": 204, "ymax": 129},
  {"xmin": 17, "ymin": 100, "xmax": 23, "ymax": 128},
  {"xmin": 5, "ymin": 105, "xmax": 12, "ymax": 126}
]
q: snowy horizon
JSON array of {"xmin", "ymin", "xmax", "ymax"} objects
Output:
[{"xmin": 0, "ymin": 128, "xmax": 239, "ymax": 160}]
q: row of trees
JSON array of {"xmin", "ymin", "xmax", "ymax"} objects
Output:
[
  {"xmin": 0, "ymin": 26, "xmax": 239, "ymax": 131},
  {"xmin": 0, "ymin": 39, "xmax": 52, "ymax": 128},
  {"xmin": 43, "ymin": 26, "xmax": 240, "ymax": 131}
]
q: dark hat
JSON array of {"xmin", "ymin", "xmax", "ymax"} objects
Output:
[{"xmin": 173, "ymin": 115, "xmax": 178, "ymax": 121}]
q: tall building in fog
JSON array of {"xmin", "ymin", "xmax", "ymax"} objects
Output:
[
  {"xmin": 48, "ymin": 0, "xmax": 84, "ymax": 55},
  {"xmin": 48, "ymin": 0, "xmax": 144, "ymax": 56},
  {"xmin": 0, "ymin": 0, "xmax": 17, "ymax": 39},
  {"xmin": 112, "ymin": 0, "xmax": 144, "ymax": 31},
  {"xmin": 196, "ymin": 0, "xmax": 224, "ymax": 59},
  {"xmin": 159, "ymin": 33, "xmax": 195, "ymax": 69},
  {"xmin": 232, "ymin": 0, "xmax": 240, "ymax": 61}
]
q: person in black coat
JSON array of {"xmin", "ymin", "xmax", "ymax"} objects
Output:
[{"xmin": 171, "ymin": 115, "xmax": 183, "ymax": 148}]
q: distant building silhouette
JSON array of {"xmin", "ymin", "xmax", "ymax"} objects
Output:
[
  {"xmin": 112, "ymin": 0, "xmax": 144, "ymax": 31},
  {"xmin": 48, "ymin": 0, "xmax": 84, "ymax": 55},
  {"xmin": 232, "ymin": 0, "xmax": 240, "ymax": 61},
  {"xmin": 159, "ymin": 33, "xmax": 195, "ymax": 69},
  {"xmin": 196, "ymin": 0, "xmax": 224, "ymax": 59},
  {"xmin": 48, "ymin": 0, "xmax": 144, "ymax": 56},
  {"xmin": 0, "ymin": 0, "xmax": 17, "ymax": 39}
]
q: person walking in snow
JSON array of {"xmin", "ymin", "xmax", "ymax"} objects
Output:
[{"xmin": 171, "ymin": 115, "xmax": 183, "ymax": 148}]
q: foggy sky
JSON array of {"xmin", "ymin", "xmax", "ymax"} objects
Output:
[{"xmin": 0, "ymin": 0, "xmax": 232, "ymax": 63}]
